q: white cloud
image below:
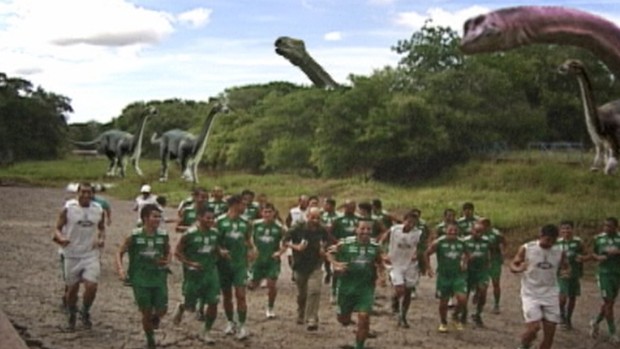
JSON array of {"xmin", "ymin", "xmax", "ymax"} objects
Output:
[
  {"xmin": 394, "ymin": 6, "xmax": 489, "ymax": 34},
  {"xmin": 324, "ymin": 31, "xmax": 342, "ymax": 41},
  {"xmin": 177, "ymin": 8, "xmax": 212, "ymax": 28}
]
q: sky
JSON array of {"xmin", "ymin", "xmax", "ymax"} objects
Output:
[{"xmin": 1, "ymin": 0, "xmax": 619, "ymax": 124}]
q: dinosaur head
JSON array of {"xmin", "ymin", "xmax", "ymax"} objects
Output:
[
  {"xmin": 274, "ymin": 36, "xmax": 308, "ymax": 66},
  {"xmin": 460, "ymin": 7, "xmax": 531, "ymax": 54},
  {"xmin": 558, "ymin": 59, "xmax": 585, "ymax": 76}
]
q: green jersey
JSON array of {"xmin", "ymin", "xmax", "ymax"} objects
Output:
[
  {"xmin": 242, "ymin": 202, "xmax": 261, "ymax": 221},
  {"xmin": 320, "ymin": 211, "xmax": 338, "ymax": 229},
  {"xmin": 128, "ymin": 228, "xmax": 169, "ymax": 287},
  {"xmin": 457, "ymin": 215, "xmax": 479, "ymax": 236},
  {"xmin": 332, "ymin": 214, "xmax": 359, "ymax": 240},
  {"xmin": 435, "ymin": 236, "xmax": 466, "ymax": 277},
  {"xmin": 216, "ymin": 215, "xmax": 252, "ymax": 267},
  {"xmin": 206, "ymin": 199, "xmax": 228, "ymax": 217},
  {"xmin": 593, "ymin": 232, "xmax": 620, "ymax": 275},
  {"xmin": 484, "ymin": 228, "xmax": 503, "ymax": 262},
  {"xmin": 181, "ymin": 225, "xmax": 221, "ymax": 270},
  {"xmin": 372, "ymin": 210, "xmax": 394, "ymax": 230},
  {"xmin": 253, "ymin": 219, "xmax": 285, "ymax": 264},
  {"xmin": 434, "ymin": 221, "xmax": 454, "ymax": 238},
  {"xmin": 336, "ymin": 237, "xmax": 382, "ymax": 292},
  {"xmin": 180, "ymin": 205, "xmax": 198, "ymax": 227},
  {"xmin": 358, "ymin": 216, "xmax": 383, "ymax": 239},
  {"xmin": 463, "ymin": 235, "xmax": 491, "ymax": 272},
  {"xmin": 555, "ymin": 236, "xmax": 584, "ymax": 279}
]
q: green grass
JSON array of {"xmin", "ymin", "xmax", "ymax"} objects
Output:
[{"xmin": 1, "ymin": 155, "xmax": 616, "ymax": 255}]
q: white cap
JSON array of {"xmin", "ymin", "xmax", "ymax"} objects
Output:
[{"xmin": 140, "ymin": 184, "xmax": 151, "ymax": 193}]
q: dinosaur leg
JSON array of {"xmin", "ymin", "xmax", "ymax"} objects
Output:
[
  {"xmin": 118, "ymin": 156, "xmax": 127, "ymax": 178},
  {"xmin": 591, "ymin": 141, "xmax": 605, "ymax": 171},
  {"xmin": 604, "ymin": 138, "xmax": 619, "ymax": 175},
  {"xmin": 160, "ymin": 153, "xmax": 169, "ymax": 182}
]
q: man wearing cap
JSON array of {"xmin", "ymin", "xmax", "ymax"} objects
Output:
[{"xmin": 134, "ymin": 185, "xmax": 158, "ymax": 225}]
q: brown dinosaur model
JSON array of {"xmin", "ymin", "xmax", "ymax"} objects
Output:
[
  {"xmin": 460, "ymin": 6, "xmax": 620, "ymax": 79},
  {"xmin": 558, "ymin": 59, "xmax": 620, "ymax": 174},
  {"xmin": 274, "ymin": 36, "xmax": 340, "ymax": 89}
]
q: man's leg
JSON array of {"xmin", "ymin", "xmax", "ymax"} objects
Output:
[
  {"xmin": 295, "ymin": 271, "xmax": 308, "ymax": 324},
  {"xmin": 438, "ymin": 298, "xmax": 449, "ymax": 332},
  {"xmin": 141, "ymin": 309, "xmax": 156, "ymax": 349},
  {"xmin": 400, "ymin": 286, "xmax": 412, "ymax": 328},
  {"xmin": 81, "ymin": 281, "xmax": 98, "ymax": 328},
  {"xmin": 539, "ymin": 320, "xmax": 558, "ymax": 349},
  {"xmin": 234, "ymin": 286, "xmax": 249, "ymax": 339},
  {"xmin": 492, "ymin": 277, "xmax": 501, "ymax": 313},
  {"xmin": 266, "ymin": 278, "xmax": 278, "ymax": 318},
  {"xmin": 355, "ymin": 312, "xmax": 370, "ymax": 349},
  {"xmin": 305, "ymin": 268, "xmax": 323, "ymax": 330},
  {"xmin": 520, "ymin": 321, "xmax": 541, "ymax": 348}
]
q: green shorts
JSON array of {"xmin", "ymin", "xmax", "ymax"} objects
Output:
[
  {"xmin": 251, "ymin": 259, "xmax": 281, "ymax": 281},
  {"xmin": 558, "ymin": 277, "xmax": 581, "ymax": 297},
  {"xmin": 436, "ymin": 274, "xmax": 467, "ymax": 299},
  {"xmin": 489, "ymin": 259, "xmax": 502, "ymax": 280},
  {"xmin": 132, "ymin": 285, "xmax": 168, "ymax": 311},
  {"xmin": 597, "ymin": 273, "xmax": 620, "ymax": 300},
  {"xmin": 337, "ymin": 287, "xmax": 375, "ymax": 315},
  {"xmin": 467, "ymin": 269, "xmax": 489, "ymax": 291},
  {"xmin": 183, "ymin": 270, "xmax": 220, "ymax": 307},
  {"xmin": 218, "ymin": 261, "xmax": 248, "ymax": 289}
]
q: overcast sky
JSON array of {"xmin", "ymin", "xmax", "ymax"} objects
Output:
[{"xmin": 1, "ymin": 0, "xmax": 619, "ymax": 124}]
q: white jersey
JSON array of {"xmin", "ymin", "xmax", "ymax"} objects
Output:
[
  {"xmin": 521, "ymin": 240, "xmax": 563, "ymax": 301},
  {"xmin": 62, "ymin": 199, "xmax": 103, "ymax": 259},
  {"xmin": 388, "ymin": 224, "xmax": 422, "ymax": 269},
  {"xmin": 288, "ymin": 206, "xmax": 307, "ymax": 227}
]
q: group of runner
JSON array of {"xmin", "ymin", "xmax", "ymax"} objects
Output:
[{"xmin": 53, "ymin": 183, "xmax": 620, "ymax": 349}]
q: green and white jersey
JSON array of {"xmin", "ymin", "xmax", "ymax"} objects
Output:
[
  {"xmin": 180, "ymin": 205, "xmax": 198, "ymax": 227},
  {"xmin": 320, "ymin": 211, "xmax": 338, "ymax": 229},
  {"xmin": 336, "ymin": 238, "xmax": 382, "ymax": 292},
  {"xmin": 555, "ymin": 236, "xmax": 584, "ymax": 279},
  {"xmin": 435, "ymin": 236, "xmax": 466, "ymax": 277},
  {"xmin": 216, "ymin": 215, "xmax": 252, "ymax": 267},
  {"xmin": 242, "ymin": 201, "xmax": 261, "ymax": 221},
  {"xmin": 372, "ymin": 210, "xmax": 394, "ymax": 230},
  {"xmin": 181, "ymin": 225, "xmax": 220, "ymax": 270},
  {"xmin": 593, "ymin": 232, "xmax": 620, "ymax": 275},
  {"xmin": 463, "ymin": 235, "xmax": 491, "ymax": 272},
  {"xmin": 253, "ymin": 219, "xmax": 285, "ymax": 264},
  {"xmin": 128, "ymin": 228, "xmax": 169, "ymax": 287},
  {"xmin": 206, "ymin": 199, "xmax": 228, "ymax": 217},
  {"xmin": 434, "ymin": 221, "xmax": 453, "ymax": 238},
  {"xmin": 457, "ymin": 215, "xmax": 479, "ymax": 236},
  {"xmin": 484, "ymin": 228, "xmax": 503, "ymax": 262},
  {"xmin": 332, "ymin": 214, "xmax": 360, "ymax": 240}
]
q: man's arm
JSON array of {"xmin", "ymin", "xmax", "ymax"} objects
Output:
[
  {"xmin": 95, "ymin": 211, "xmax": 106, "ymax": 248},
  {"xmin": 116, "ymin": 236, "xmax": 132, "ymax": 280},
  {"xmin": 559, "ymin": 251, "xmax": 571, "ymax": 278},
  {"xmin": 509, "ymin": 245, "xmax": 527, "ymax": 273},
  {"xmin": 424, "ymin": 242, "xmax": 438, "ymax": 277},
  {"xmin": 53, "ymin": 208, "xmax": 70, "ymax": 246}
]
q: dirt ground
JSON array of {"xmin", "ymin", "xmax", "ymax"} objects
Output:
[{"xmin": 0, "ymin": 185, "xmax": 617, "ymax": 349}]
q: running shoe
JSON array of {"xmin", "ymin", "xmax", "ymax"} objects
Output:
[
  {"xmin": 203, "ymin": 331, "xmax": 216, "ymax": 344},
  {"xmin": 589, "ymin": 319, "xmax": 599, "ymax": 339},
  {"xmin": 236, "ymin": 326, "xmax": 249, "ymax": 340},
  {"xmin": 224, "ymin": 321, "xmax": 237, "ymax": 335},
  {"xmin": 454, "ymin": 321, "xmax": 464, "ymax": 331},
  {"xmin": 171, "ymin": 303, "xmax": 184, "ymax": 325},
  {"xmin": 438, "ymin": 323, "xmax": 448, "ymax": 333},
  {"xmin": 81, "ymin": 311, "xmax": 92, "ymax": 329},
  {"xmin": 265, "ymin": 308, "xmax": 276, "ymax": 319}
]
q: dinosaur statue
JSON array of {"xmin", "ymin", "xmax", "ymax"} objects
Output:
[
  {"xmin": 558, "ymin": 59, "xmax": 620, "ymax": 174},
  {"xmin": 71, "ymin": 106, "xmax": 157, "ymax": 177},
  {"xmin": 460, "ymin": 6, "xmax": 620, "ymax": 79},
  {"xmin": 274, "ymin": 36, "xmax": 340, "ymax": 89},
  {"xmin": 460, "ymin": 6, "xmax": 620, "ymax": 174},
  {"xmin": 150, "ymin": 101, "xmax": 227, "ymax": 183}
]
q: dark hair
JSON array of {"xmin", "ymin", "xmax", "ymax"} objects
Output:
[
  {"xmin": 241, "ymin": 189, "xmax": 254, "ymax": 197},
  {"xmin": 156, "ymin": 196, "xmax": 167, "ymax": 207},
  {"xmin": 559, "ymin": 220, "xmax": 574, "ymax": 228},
  {"xmin": 192, "ymin": 187, "xmax": 207, "ymax": 196},
  {"xmin": 606, "ymin": 217, "xmax": 619, "ymax": 227},
  {"xmin": 325, "ymin": 198, "xmax": 336, "ymax": 206},
  {"xmin": 263, "ymin": 202, "xmax": 276, "ymax": 211},
  {"xmin": 403, "ymin": 210, "xmax": 419, "ymax": 220},
  {"xmin": 308, "ymin": 195, "xmax": 319, "ymax": 202},
  {"xmin": 371, "ymin": 199, "xmax": 382, "ymax": 209},
  {"xmin": 197, "ymin": 205, "xmax": 215, "ymax": 217},
  {"xmin": 227, "ymin": 194, "xmax": 243, "ymax": 206},
  {"xmin": 462, "ymin": 202, "xmax": 474, "ymax": 210},
  {"xmin": 444, "ymin": 208, "xmax": 456, "ymax": 216},
  {"xmin": 77, "ymin": 182, "xmax": 93, "ymax": 192},
  {"xmin": 140, "ymin": 203, "xmax": 162, "ymax": 221},
  {"xmin": 358, "ymin": 202, "xmax": 372, "ymax": 213},
  {"xmin": 540, "ymin": 224, "xmax": 559, "ymax": 238},
  {"xmin": 411, "ymin": 207, "xmax": 421, "ymax": 215}
]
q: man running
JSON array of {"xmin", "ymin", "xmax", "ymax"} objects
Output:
[
  {"xmin": 463, "ymin": 219, "xmax": 492, "ymax": 326},
  {"xmin": 555, "ymin": 220, "xmax": 587, "ymax": 330},
  {"xmin": 480, "ymin": 217, "xmax": 506, "ymax": 314}
]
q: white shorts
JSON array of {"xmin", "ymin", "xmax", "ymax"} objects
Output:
[
  {"xmin": 521, "ymin": 296, "xmax": 561, "ymax": 323},
  {"xmin": 389, "ymin": 264, "xmax": 419, "ymax": 288},
  {"xmin": 64, "ymin": 254, "xmax": 101, "ymax": 286}
]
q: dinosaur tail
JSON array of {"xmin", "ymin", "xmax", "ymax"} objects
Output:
[{"xmin": 69, "ymin": 134, "xmax": 103, "ymax": 148}]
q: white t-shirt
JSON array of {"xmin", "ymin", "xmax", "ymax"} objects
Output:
[
  {"xmin": 521, "ymin": 240, "xmax": 563, "ymax": 302},
  {"xmin": 62, "ymin": 199, "xmax": 103, "ymax": 259},
  {"xmin": 288, "ymin": 206, "xmax": 307, "ymax": 227},
  {"xmin": 388, "ymin": 224, "xmax": 422, "ymax": 269},
  {"xmin": 135, "ymin": 194, "xmax": 158, "ymax": 217}
]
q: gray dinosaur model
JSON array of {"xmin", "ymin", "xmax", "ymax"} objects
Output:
[
  {"xmin": 274, "ymin": 36, "xmax": 340, "ymax": 89},
  {"xmin": 71, "ymin": 106, "xmax": 157, "ymax": 177},
  {"xmin": 150, "ymin": 101, "xmax": 227, "ymax": 183}
]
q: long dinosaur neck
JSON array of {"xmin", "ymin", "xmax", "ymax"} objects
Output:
[
  {"xmin": 131, "ymin": 112, "xmax": 150, "ymax": 158},
  {"xmin": 506, "ymin": 7, "xmax": 620, "ymax": 77},
  {"xmin": 572, "ymin": 68, "xmax": 604, "ymax": 138},
  {"xmin": 192, "ymin": 106, "xmax": 219, "ymax": 160},
  {"xmin": 297, "ymin": 54, "xmax": 339, "ymax": 89}
]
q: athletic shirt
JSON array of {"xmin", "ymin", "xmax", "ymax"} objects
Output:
[
  {"xmin": 288, "ymin": 206, "xmax": 307, "ymax": 227},
  {"xmin": 62, "ymin": 199, "xmax": 103, "ymax": 258},
  {"xmin": 242, "ymin": 202, "xmax": 261, "ymax": 221},
  {"xmin": 128, "ymin": 228, "xmax": 169, "ymax": 287},
  {"xmin": 434, "ymin": 221, "xmax": 453, "ymax": 238},
  {"xmin": 253, "ymin": 219, "xmax": 285, "ymax": 264},
  {"xmin": 207, "ymin": 199, "xmax": 228, "ymax": 217},
  {"xmin": 435, "ymin": 236, "xmax": 466, "ymax": 277},
  {"xmin": 320, "ymin": 211, "xmax": 338, "ymax": 229},
  {"xmin": 457, "ymin": 215, "xmax": 479, "ymax": 236},
  {"xmin": 180, "ymin": 205, "xmax": 198, "ymax": 226},
  {"xmin": 555, "ymin": 236, "xmax": 584, "ymax": 278},
  {"xmin": 593, "ymin": 232, "xmax": 620, "ymax": 275},
  {"xmin": 463, "ymin": 235, "xmax": 491, "ymax": 272},
  {"xmin": 336, "ymin": 237, "xmax": 381, "ymax": 292},
  {"xmin": 135, "ymin": 194, "xmax": 158, "ymax": 216},
  {"xmin": 387, "ymin": 224, "xmax": 422, "ymax": 269},
  {"xmin": 372, "ymin": 210, "xmax": 394, "ymax": 229},
  {"xmin": 216, "ymin": 215, "xmax": 251, "ymax": 267},
  {"xmin": 484, "ymin": 228, "xmax": 503, "ymax": 262},
  {"xmin": 332, "ymin": 214, "xmax": 359, "ymax": 240},
  {"xmin": 520, "ymin": 240, "xmax": 563, "ymax": 299},
  {"xmin": 182, "ymin": 225, "xmax": 221, "ymax": 270}
]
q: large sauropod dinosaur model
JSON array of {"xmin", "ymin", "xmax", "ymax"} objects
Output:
[
  {"xmin": 559, "ymin": 59, "xmax": 620, "ymax": 174},
  {"xmin": 274, "ymin": 36, "xmax": 340, "ymax": 89},
  {"xmin": 460, "ymin": 6, "xmax": 620, "ymax": 79},
  {"xmin": 71, "ymin": 106, "xmax": 157, "ymax": 177},
  {"xmin": 151, "ymin": 101, "xmax": 227, "ymax": 183}
]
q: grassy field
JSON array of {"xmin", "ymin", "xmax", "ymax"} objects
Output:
[{"xmin": 1, "ymin": 154, "xmax": 617, "ymax": 255}]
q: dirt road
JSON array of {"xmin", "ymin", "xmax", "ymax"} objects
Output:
[{"xmin": 0, "ymin": 186, "xmax": 615, "ymax": 349}]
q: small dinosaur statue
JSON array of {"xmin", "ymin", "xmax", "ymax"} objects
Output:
[
  {"xmin": 460, "ymin": 6, "xmax": 620, "ymax": 78},
  {"xmin": 559, "ymin": 59, "xmax": 620, "ymax": 174},
  {"xmin": 274, "ymin": 36, "xmax": 340, "ymax": 89},
  {"xmin": 71, "ymin": 106, "xmax": 157, "ymax": 177},
  {"xmin": 151, "ymin": 101, "xmax": 227, "ymax": 183}
]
